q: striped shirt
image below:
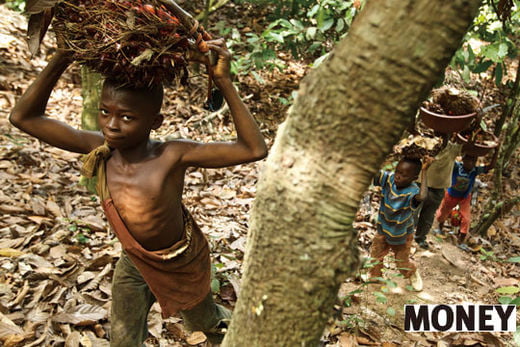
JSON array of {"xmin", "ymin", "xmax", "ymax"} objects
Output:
[{"xmin": 374, "ymin": 171, "xmax": 420, "ymax": 245}]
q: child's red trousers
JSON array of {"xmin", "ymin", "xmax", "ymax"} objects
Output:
[{"xmin": 435, "ymin": 191, "xmax": 472, "ymax": 234}]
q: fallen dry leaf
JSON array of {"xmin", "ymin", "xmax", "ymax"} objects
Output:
[{"xmin": 186, "ymin": 331, "xmax": 207, "ymax": 345}]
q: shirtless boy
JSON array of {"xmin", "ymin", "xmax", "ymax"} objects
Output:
[{"xmin": 10, "ymin": 38, "xmax": 267, "ymax": 345}]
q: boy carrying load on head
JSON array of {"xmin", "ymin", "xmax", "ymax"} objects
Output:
[
  {"xmin": 9, "ymin": 38, "xmax": 267, "ymax": 345},
  {"xmin": 369, "ymin": 156, "xmax": 433, "ymax": 291}
]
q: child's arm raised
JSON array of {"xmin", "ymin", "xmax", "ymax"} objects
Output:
[
  {"xmin": 178, "ymin": 38, "xmax": 267, "ymax": 168},
  {"xmin": 9, "ymin": 51, "xmax": 104, "ymax": 154},
  {"xmin": 415, "ymin": 156, "xmax": 434, "ymax": 203}
]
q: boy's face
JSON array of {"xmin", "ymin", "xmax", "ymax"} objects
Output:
[
  {"xmin": 462, "ymin": 156, "xmax": 477, "ymax": 171},
  {"xmin": 394, "ymin": 161, "xmax": 419, "ymax": 189},
  {"xmin": 99, "ymin": 85, "xmax": 162, "ymax": 149}
]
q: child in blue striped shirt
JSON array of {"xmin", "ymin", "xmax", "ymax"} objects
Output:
[{"xmin": 369, "ymin": 156, "xmax": 433, "ymax": 291}]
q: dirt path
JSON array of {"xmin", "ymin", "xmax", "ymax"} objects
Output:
[{"xmin": 334, "ymin": 234, "xmax": 519, "ymax": 346}]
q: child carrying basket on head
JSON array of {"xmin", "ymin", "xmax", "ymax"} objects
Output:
[{"xmin": 11, "ymin": 2, "xmax": 267, "ymax": 345}]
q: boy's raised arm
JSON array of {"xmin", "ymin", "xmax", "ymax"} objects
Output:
[
  {"xmin": 178, "ymin": 39, "xmax": 268, "ymax": 168},
  {"xmin": 415, "ymin": 156, "xmax": 434, "ymax": 202},
  {"xmin": 9, "ymin": 51, "xmax": 104, "ymax": 154}
]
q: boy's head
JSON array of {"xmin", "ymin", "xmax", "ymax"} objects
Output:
[
  {"xmin": 462, "ymin": 154, "xmax": 477, "ymax": 171},
  {"xmin": 394, "ymin": 157, "xmax": 422, "ymax": 188},
  {"xmin": 99, "ymin": 79, "xmax": 165, "ymax": 148},
  {"xmin": 102, "ymin": 78, "xmax": 164, "ymax": 115}
]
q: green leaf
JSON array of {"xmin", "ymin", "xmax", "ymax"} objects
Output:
[
  {"xmin": 467, "ymin": 45, "xmax": 475, "ymax": 65},
  {"xmin": 498, "ymin": 296, "xmax": 513, "ymax": 304},
  {"xmin": 289, "ymin": 19, "xmax": 304, "ymax": 30},
  {"xmin": 211, "ymin": 278, "xmax": 220, "ymax": 293},
  {"xmin": 308, "ymin": 4, "xmax": 320, "ymax": 17},
  {"xmin": 319, "ymin": 18, "xmax": 335, "ymax": 32},
  {"xmin": 265, "ymin": 32, "xmax": 285, "ymax": 43},
  {"xmin": 75, "ymin": 233, "xmax": 89, "ymax": 244},
  {"xmin": 335, "ymin": 18, "xmax": 345, "ymax": 32},
  {"xmin": 312, "ymin": 52, "xmax": 330, "ymax": 67},
  {"xmin": 496, "ymin": 286, "xmax": 520, "ymax": 295},
  {"xmin": 472, "ymin": 60, "xmax": 493, "ymax": 73},
  {"xmin": 482, "ymin": 44, "xmax": 499, "ymax": 62},
  {"xmin": 497, "ymin": 42, "xmax": 509, "ymax": 58},
  {"xmin": 373, "ymin": 291, "xmax": 387, "ymax": 304},
  {"xmin": 387, "ymin": 307, "xmax": 396, "ymax": 316},
  {"xmin": 511, "ymin": 297, "xmax": 520, "ymax": 306},
  {"xmin": 507, "ymin": 257, "xmax": 520, "ymax": 263},
  {"xmin": 306, "ymin": 27, "xmax": 317, "ymax": 40}
]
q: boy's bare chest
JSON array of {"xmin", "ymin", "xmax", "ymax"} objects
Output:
[{"xmin": 105, "ymin": 159, "xmax": 184, "ymax": 205}]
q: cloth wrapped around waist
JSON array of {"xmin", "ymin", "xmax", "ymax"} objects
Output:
[{"xmin": 103, "ymin": 198, "xmax": 211, "ymax": 317}]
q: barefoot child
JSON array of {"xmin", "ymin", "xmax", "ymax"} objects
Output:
[
  {"xmin": 9, "ymin": 39, "xmax": 267, "ymax": 345},
  {"xmin": 369, "ymin": 156, "xmax": 433, "ymax": 291}
]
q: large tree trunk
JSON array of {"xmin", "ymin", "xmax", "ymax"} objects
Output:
[{"xmin": 223, "ymin": 0, "xmax": 481, "ymax": 345}]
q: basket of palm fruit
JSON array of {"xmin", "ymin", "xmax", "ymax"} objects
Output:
[
  {"xmin": 419, "ymin": 86, "xmax": 478, "ymax": 134},
  {"xmin": 48, "ymin": 0, "xmax": 211, "ymax": 87}
]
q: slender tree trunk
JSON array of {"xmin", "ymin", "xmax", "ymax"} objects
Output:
[
  {"xmin": 81, "ymin": 66, "xmax": 102, "ymax": 131},
  {"xmin": 223, "ymin": 0, "xmax": 481, "ymax": 345},
  {"xmin": 476, "ymin": 196, "xmax": 520, "ymax": 236},
  {"xmin": 494, "ymin": 60, "xmax": 520, "ymax": 137},
  {"xmin": 475, "ymin": 79, "xmax": 520, "ymax": 235}
]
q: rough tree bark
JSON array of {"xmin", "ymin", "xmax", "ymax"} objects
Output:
[{"xmin": 223, "ymin": 0, "xmax": 481, "ymax": 345}]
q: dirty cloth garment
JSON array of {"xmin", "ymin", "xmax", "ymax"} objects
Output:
[{"xmin": 80, "ymin": 143, "xmax": 211, "ymax": 317}]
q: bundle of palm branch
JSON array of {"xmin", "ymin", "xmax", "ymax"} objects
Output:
[{"xmin": 50, "ymin": 0, "xmax": 204, "ymax": 86}]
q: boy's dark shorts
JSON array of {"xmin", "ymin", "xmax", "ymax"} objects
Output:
[{"xmin": 111, "ymin": 252, "xmax": 231, "ymax": 346}]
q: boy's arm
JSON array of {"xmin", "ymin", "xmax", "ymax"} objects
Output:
[
  {"xmin": 414, "ymin": 156, "xmax": 434, "ymax": 203},
  {"xmin": 9, "ymin": 51, "xmax": 104, "ymax": 154},
  {"xmin": 178, "ymin": 39, "xmax": 267, "ymax": 168}
]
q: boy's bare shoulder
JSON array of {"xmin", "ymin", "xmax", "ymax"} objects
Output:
[{"xmin": 158, "ymin": 138, "xmax": 200, "ymax": 161}]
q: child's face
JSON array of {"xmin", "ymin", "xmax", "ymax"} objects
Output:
[
  {"xmin": 394, "ymin": 161, "xmax": 419, "ymax": 188},
  {"xmin": 99, "ymin": 85, "xmax": 162, "ymax": 149},
  {"xmin": 462, "ymin": 156, "xmax": 477, "ymax": 171}
]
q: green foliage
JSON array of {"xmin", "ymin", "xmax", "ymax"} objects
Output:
[
  {"xmin": 5, "ymin": 0, "xmax": 25, "ymax": 12},
  {"xmin": 496, "ymin": 285, "xmax": 520, "ymax": 306},
  {"xmin": 210, "ymin": 263, "xmax": 223, "ymax": 293},
  {"xmin": 214, "ymin": 0, "xmax": 363, "ymax": 77},
  {"xmin": 479, "ymin": 247, "xmax": 498, "ymax": 261},
  {"xmin": 340, "ymin": 314, "xmax": 365, "ymax": 329},
  {"xmin": 450, "ymin": 2, "xmax": 519, "ymax": 86}
]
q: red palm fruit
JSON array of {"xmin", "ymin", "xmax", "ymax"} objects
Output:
[{"xmin": 142, "ymin": 4, "xmax": 156, "ymax": 16}]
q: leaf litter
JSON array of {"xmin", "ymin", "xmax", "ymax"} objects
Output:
[{"xmin": 1, "ymin": 3, "xmax": 520, "ymax": 346}]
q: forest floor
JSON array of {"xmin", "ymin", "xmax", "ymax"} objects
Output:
[{"xmin": 0, "ymin": 4, "xmax": 519, "ymax": 347}]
